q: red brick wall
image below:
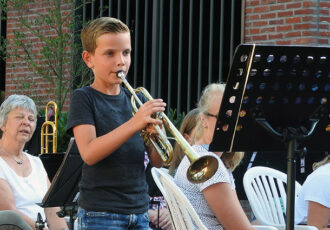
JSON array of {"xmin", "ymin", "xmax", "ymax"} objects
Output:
[
  {"xmin": 5, "ymin": 0, "xmax": 330, "ymax": 112},
  {"xmin": 244, "ymin": 0, "xmax": 330, "ymax": 45},
  {"xmin": 5, "ymin": 0, "xmax": 72, "ymax": 111}
]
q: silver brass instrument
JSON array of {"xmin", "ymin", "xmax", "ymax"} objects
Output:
[{"xmin": 117, "ymin": 70, "xmax": 218, "ymax": 183}]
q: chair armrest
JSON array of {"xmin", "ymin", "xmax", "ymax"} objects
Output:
[
  {"xmin": 273, "ymin": 225, "xmax": 318, "ymax": 230},
  {"xmin": 253, "ymin": 225, "xmax": 279, "ymax": 230}
]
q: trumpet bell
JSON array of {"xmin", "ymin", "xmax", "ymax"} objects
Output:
[{"xmin": 187, "ymin": 155, "xmax": 219, "ymax": 183}]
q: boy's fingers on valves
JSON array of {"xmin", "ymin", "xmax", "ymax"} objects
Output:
[{"xmin": 143, "ymin": 99, "xmax": 166, "ymax": 114}]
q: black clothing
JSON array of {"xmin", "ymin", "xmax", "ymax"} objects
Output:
[{"xmin": 67, "ymin": 86, "xmax": 149, "ymax": 214}]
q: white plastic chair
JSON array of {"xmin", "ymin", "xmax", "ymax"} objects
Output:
[
  {"xmin": 243, "ymin": 166, "xmax": 317, "ymax": 230},
  {"xmin": 151, "ymin": 167, "xmax": 279, "ymax": 230},
  {"xmin": 151, "ymin": 167, "xmax": 208, "ymax": 230}
]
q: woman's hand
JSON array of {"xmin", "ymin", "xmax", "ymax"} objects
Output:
[{"xmin": 149, "ymin": 208, "xmax": 173, "ymax": 230}]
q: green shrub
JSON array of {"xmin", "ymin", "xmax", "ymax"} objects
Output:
[
  {"xmin": 166, "ymin": 108, "xmax": 186, "ymax": 137},
  {"xmin": 57, "ymin": 111, "xmax": 71, "ymax": 152}
]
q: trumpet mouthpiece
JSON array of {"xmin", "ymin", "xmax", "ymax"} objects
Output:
[{"xmin": 117, "ymin": 70, "xmax": 125, "ymax": 79}]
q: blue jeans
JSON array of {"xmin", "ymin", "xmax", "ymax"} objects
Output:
[{"xmin": 77, "ymin": 207, "xmax": 149, "ymax": 230}]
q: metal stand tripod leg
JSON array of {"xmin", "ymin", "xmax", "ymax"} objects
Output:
[{"xmin": 286, "ymin": 139, "xmax": 297, "ymax": 230}]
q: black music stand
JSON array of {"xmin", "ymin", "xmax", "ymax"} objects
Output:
[
  {"xmin": 210, "ymin": 44, "xmax": 329, "ymax": 230},
  {"xmin": 39, "ymin": 152, "xmax": 66, "ymax": 182},
  {"xmin": 38, "ymin": 138, "xmax": 83, "ymax": 230}
]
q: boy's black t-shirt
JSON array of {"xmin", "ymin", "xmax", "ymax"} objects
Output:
[{"xmin": 66, "ymin": 86, "xmax": 149, "ymax": 214}]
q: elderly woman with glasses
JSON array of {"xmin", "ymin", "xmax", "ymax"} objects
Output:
[
  {"xmin": 0, "ymin": 95, "xmax": 68, "ymax": 230},
  {"xmin": 174, "ymin": 83, "xmax": 255, "ymax": 230}
]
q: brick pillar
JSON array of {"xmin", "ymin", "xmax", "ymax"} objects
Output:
[
  {"xmin": 5, "ymin": 0, "xmax": 72, "ymax": 111},
  {"xmin": 244, "ymin": 0, "xmax": 330, "ymax": 45}
]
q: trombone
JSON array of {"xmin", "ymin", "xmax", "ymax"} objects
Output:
[
  {"xmin": 117, "ymin": 70, "xmax": 218, "ymax": 183},
  {"xmin": 40, "ymin": 101, "xmax": 58, "ymax": 154}
]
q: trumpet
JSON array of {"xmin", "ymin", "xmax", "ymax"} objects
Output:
[
  {"xmin": 40, "ymin": 101, "xmax": 58, "ymax": 154},
  {"xmin": 117, "ymin": 70, "xmax": 218, "ymax": 183}
]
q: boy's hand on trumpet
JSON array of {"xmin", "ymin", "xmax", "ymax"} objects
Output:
[
  {"xmin": 132, "ymin": 98, "xmax": 166, "ymax": 132},
  {"xmin": 132, "ymin": 98, "xmax": 168, "ymax": 168}
]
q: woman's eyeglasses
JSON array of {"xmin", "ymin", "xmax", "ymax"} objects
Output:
[{"xmin": 206, "ymin": 112, "xmax": 218, "ymax": 118}]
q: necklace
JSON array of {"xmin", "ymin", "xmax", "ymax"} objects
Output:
[{"xmin": 0, "ymin": 144, "xmax": 24, "ymax": 165}]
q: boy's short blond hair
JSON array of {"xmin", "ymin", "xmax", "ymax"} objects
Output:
[{"xmin": 81, "ymin": 17, "xmax": 130, "ymax": 54}]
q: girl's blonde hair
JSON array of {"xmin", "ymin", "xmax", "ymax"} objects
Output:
[
  {"xmin": 168, "ymin": 108, "xmax": 200, "ymax": 176},
  {"xmin": 312, "ymin": 155, "xmax": 330, "ymax": 171},
  {"xmin": 221, "ymin": 151, "xmax": 245, "ymax": 171}
]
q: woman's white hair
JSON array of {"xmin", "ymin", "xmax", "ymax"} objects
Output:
[{"xmin": 0, "ymin": 94, "xmax": 37, "ymax": 128}]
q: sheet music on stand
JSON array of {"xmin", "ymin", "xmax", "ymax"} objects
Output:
[
  {"xmin": 39, "ymin": 137, "xmax": 83, "ymax": 230},
  {"xmin": 209, "ymin": 44, "xmax": 329, "ymax": 230}
]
